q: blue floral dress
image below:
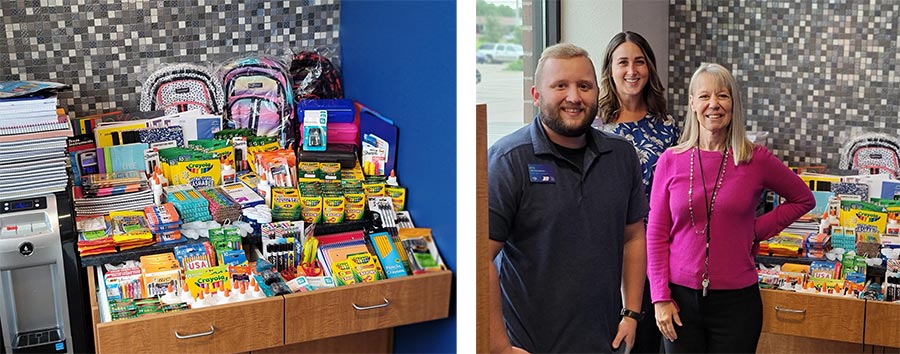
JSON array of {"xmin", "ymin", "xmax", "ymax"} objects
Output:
[{"xmin": 596, "ymin": 112, "xmax": 680, "ymax": 199}]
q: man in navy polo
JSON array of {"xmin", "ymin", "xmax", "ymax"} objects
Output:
[{"xmin": 488, "ymin": 43, "xmax": 648, "ymax": 353}]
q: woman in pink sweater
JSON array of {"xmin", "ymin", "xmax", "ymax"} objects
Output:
[{"xmin": 646, "ymin": 63, "xmax": 814, "ymax": 353}]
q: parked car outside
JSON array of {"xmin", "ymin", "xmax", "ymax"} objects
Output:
[
  {"xmin": 476, "ymin": 43, "xmax": 523, "ymax": 63},
  {"xmin": 477, "ymin": 52, "xmax": 487, "ymax": 64}
]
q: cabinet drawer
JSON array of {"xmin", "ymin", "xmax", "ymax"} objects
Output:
[
  {"xmin": 864, "ymin": 300, "xmax": 900, "ymax": 347},
  {"xmin": 284, "ymin": 270, "xmax": 452, "ymax": 344},
  {"xmin": 760, "ymin": 289, "xmax": 864, "ymax": 343},
  {"xmin": 95, "ymin": 297, "xmax": 283, "ymax": 354}
]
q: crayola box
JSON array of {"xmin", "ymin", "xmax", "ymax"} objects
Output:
[
  {"xmin": 188, "ymin": 139, "xmax": 234, "ymax": 166},
  {"xmin": 840, "ymin": 200, "xmax": 888, "ymax": 234},
  {"xmin": 300, "ymin": 192, "xmax": 323, "ymax": 224},
  {"xmin": 184, "ymin": 265, "xmax": 231, "ymax": 299},
  {"xmin": 165, "ymin": 158, "xmax": 221, "ymax": 189}
]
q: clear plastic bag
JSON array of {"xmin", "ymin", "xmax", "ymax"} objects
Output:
[
  {"xmin": 217, "ymin": 55, "xmax": 296, "ymax": 148},
  {"xmin": 288, "ymin": 44, "xmax": 344, "ymax": 101}
]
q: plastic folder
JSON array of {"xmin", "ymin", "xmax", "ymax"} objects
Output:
[{"xmin": 356, "ymin": 102, "xmax": 397, "ymax": 177}]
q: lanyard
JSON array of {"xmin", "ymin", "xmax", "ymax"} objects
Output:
[{"xmin": 697, "ymin": 149, "xmax": 727, "ymax": 297}]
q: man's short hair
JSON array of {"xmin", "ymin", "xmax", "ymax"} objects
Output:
[{"xmin": 534, "ymin": 43, "xmax": 593, "ymax": 87}]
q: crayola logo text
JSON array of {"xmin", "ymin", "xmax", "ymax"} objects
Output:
[
  {"xmin": 856, "ymin": 212, "xmax": 883, "ymax": 223},
  {"xmin": 186, "ymin": 163, "xmax": 213, "ymax": 174}
]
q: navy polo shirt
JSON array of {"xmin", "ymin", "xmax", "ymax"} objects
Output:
[{"xmin": 488, "ymin": 117, "xmax": 648, "ymax": 353}]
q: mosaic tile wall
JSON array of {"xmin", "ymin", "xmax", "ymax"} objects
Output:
[
  {"xmin": 668, "ymin": 1, "xmax": 900, "ymax": 169},
  {"xmin": 0, "ymin": 0, "xmax": 340, "ymax": 116}
]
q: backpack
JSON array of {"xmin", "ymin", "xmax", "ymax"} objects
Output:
[
  {"xmin": 220, "ymin": 57, "xmax": 295, "ymax": 147},
  {"xmin": 139, "ymin": 63, "xmax": 224, "ymax": 115},
  {"xmin": 290, "ymin": 51, "xmax": 343, "ymax": 100},
  {"xmin": 839, "ymin": 133, "xmax": 900, "ymax": 178}
]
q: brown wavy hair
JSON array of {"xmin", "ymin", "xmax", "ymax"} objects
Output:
[{"xmin": 598, "ymin": 31, "xmax": 668, "ymax": 124}]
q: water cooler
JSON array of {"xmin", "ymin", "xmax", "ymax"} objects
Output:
[{"xmin": 0, "ymin": 193, "xmax": 91, "ymax": 354}]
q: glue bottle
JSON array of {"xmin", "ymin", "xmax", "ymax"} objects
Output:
[
  {"xmin": 386, "ymin": 169, "xmax": 399, "ymax": 186},
  {"xmin": 219, "ymin": 288, "xmax": 232, "ymax": 304},
  {"xmin": 236, "ymin": 281, "xmax": 249, "ymax": 302},
  {"xmin": 180, "ymin": 282, "xmax": 194, "ymax": 305},
  {"xmin": 888, "ymin": 218, "xmax": 900, "ymax": 236},
  {"xmin": 150, "ymin": 175, "xmax": 164, "ymax": 205},
  {"xmin": 258, "ymin": 174, "xmax": 271, "ymax": 207},
  {"xmin": 192, "ymin": 291, "xmax": 208, "ymax": 309},
  {"xmin": 160, "ymin": 283, "xmax": 180, "ymax": 305},
  {"xmin": 221, "ymin": 157, "xmax": 235, "ymax": 185},
  {"xmin": 153, "ymin": 165, "xmax": 168, "ymax": 187}
]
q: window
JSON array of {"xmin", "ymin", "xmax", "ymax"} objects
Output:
[{"xmin": 476, "ymin": 0, "xmax": 544, "ymax": 147}]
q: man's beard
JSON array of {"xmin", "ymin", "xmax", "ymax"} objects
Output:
[{"xmin": 538, "ymin": 101, "xmax": 598, "ymax": 138}]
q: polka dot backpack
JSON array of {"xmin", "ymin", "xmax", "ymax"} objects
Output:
[
  {"xmin": 139, "ymin": 63, "xmax": 225, "ymax": 115},
  {"xmin": 840, "ymin": 133, "xmax": 900, "ymax": 178}
]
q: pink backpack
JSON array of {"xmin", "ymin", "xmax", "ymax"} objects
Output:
[{"xmin": 220, "ymin": 57, "xmax": 295, "ymax": 147}]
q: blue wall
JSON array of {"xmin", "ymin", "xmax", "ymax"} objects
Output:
[{"xmin": 340, "ymin": 1, "xmax": 457, "ymax": 353}]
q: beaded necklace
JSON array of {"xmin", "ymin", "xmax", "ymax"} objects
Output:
[{"xmin": 688, "ymin": 146, "xmax": 729, "ymax": 296}]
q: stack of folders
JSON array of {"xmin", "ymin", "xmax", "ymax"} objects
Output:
[
  {"xmin": 0, "ymin": 95, "xmax": 73, "ymax": 199},
  {"xmin": 74, "ymin": 171, "xmax": 155, "ymax": 215}
]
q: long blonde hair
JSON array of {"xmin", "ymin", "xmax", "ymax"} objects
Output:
[{"xmin": 673, "ymin": 63, "xmax": 754, "ymax": 165}]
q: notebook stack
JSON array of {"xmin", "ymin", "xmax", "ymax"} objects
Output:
[
  {"xmin": 74, "ymin": 171, "xmax": 155, "ymax": 215},
  {"xmin": 0, "ymin": 81, "xmax": 73, "ymax": 199}
]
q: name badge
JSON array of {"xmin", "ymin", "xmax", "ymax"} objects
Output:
[{"xmin": 528, "ymin": 163, "xmax": 556, "ymax": 183}]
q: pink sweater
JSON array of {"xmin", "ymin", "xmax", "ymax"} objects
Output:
[{"xmin": 646, "ymin": 145, "xmax": 814, "ymax": 303}]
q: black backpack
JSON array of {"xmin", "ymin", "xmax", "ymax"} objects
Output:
[{"xmin": 290, "ymin": 51, "xmax": 343, "ymax": 101}]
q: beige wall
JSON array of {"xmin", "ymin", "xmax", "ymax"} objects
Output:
[
  {"xmin": 623, "ymin": 0, "xmax": 669, "ymax": 85},
  {"xmin": 560, "ymin": 0, "xmax": 623, "ymax": 72},
  {"xmin": 560, "ymin": 0, "xmax": 669, "ymax": 85}
]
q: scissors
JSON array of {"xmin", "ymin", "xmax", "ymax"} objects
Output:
[{"xmin": 300, "ymin": 260, "xmax": 322, "ymax": 277}]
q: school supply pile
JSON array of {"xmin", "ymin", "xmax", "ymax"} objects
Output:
[
  {"xmin": 164, "ymin": 184, "xmax": 212, "ymax": 223},
  {"xmin": 75, "ymin": 215, "xmax": 116, "ymax": 256},
  {"xmin": 398, "ymin": 228, "xmax": 447, "ymax": 274},
  {"xmin": 198, "ymin": 187, "xmax": 242, "ymax": 223},
  {"xmin": 805, "ymin": 232, "xmax": 831, "ymax": 259},
  {"xmin": 144, "ymin": 203, "xmax": 183, "ymax": 245},
  {"xmin": 758, "ymin": 232, "xmax": 806, "ymax": 257},
  {"xmin": 109, "ymin": 210, "xmax": 156, "ymax": 251},
  {"xmin": 74, "ymin": 171, "xmax": 155, "ymax": 215}
]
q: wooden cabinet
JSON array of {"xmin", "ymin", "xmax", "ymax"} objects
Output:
[
  {"xmin": 865, "ymin": 300, "xmax": 900, "ymax": 347},
  {"xmin": 94, "ymin": 297, "xmax": 283, "ymax": 354},
  {"xmin": 87, "ymin": 266, "xmax": 452, "ymax": 354},
  {"xmin": 283, "ymin": 270, "xmax": 452, "ymax": 344},
  {"xmin": 758, "ymin": 288, "xmax": 900, "ymax": 352},
  {"xmin": 760, "ymin": 289, "xmax": 865, "ymax": 343},
  {"xmin": 757, "ymin": 332, "xmax": 863, "ymax": 353},
  {"xmin": 253, "ymin": 329, "xmax": 393, "ymax": 354}
]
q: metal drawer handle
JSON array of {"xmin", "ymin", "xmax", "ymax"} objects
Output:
[
  {"xmin": 352, "ymin": 297, "xmax": 391, "ymax": 311},
  {"xmin": 174, "ymin": 325, "xmax": 215, "ymax": 339},
  {"xmin": 774, "ymin": 306, "xmax": 806, "ymax": 314}
]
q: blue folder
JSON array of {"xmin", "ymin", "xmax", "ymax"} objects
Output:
[{"xmin": 356, "ymin": 102, "xmax": 398, "ymax": 177}]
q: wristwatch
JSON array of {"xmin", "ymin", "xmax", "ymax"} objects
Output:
[{"xmin": 620, "ymin": 308, "xmax": 644, "ymax": 321}]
